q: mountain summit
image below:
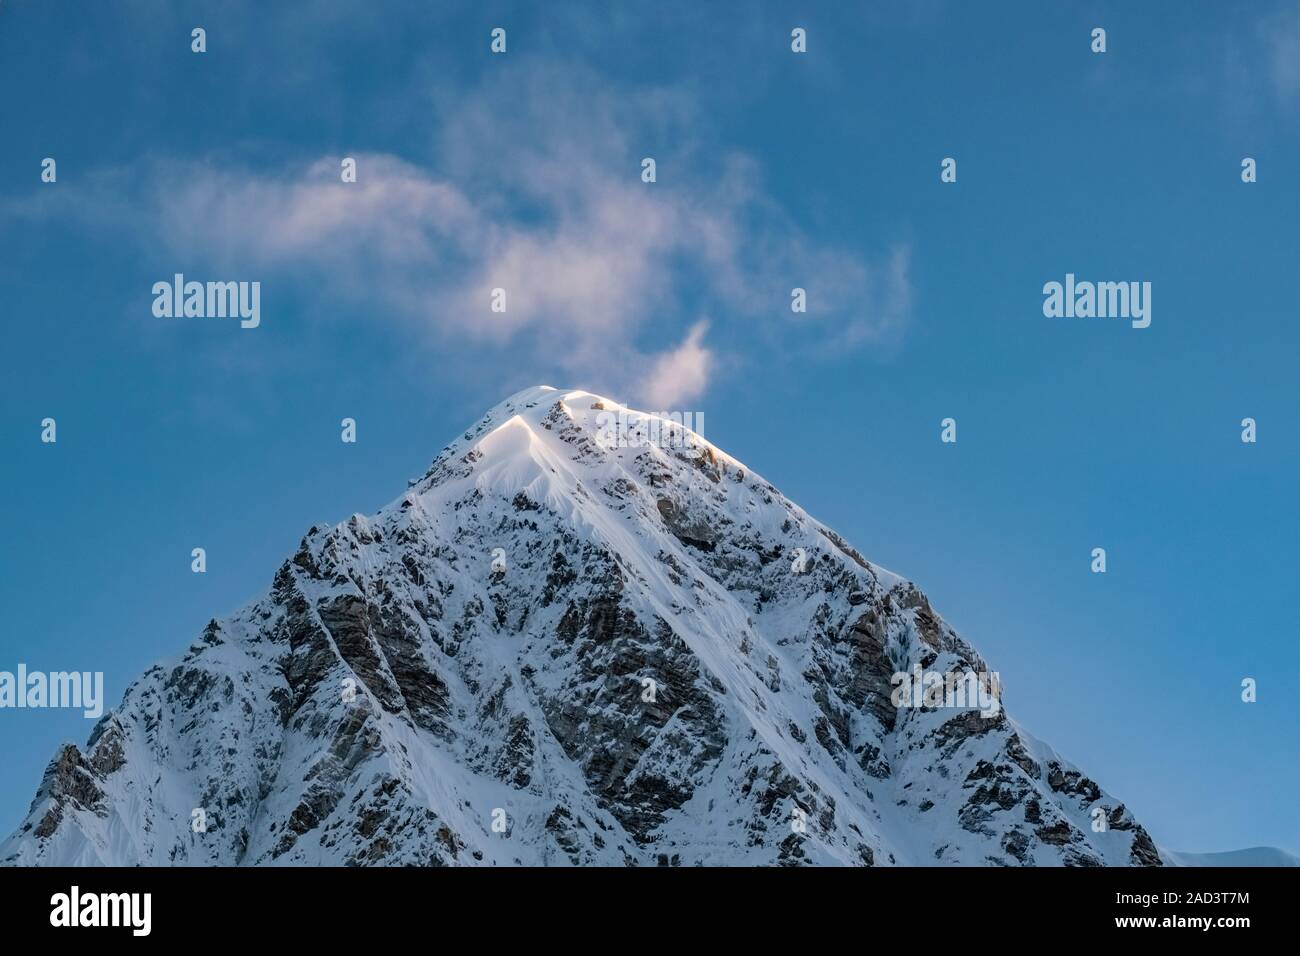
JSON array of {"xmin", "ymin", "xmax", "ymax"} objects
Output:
[{"xmin": 2, "ymin": 386, "xmax": 1162, "ymax": 866}]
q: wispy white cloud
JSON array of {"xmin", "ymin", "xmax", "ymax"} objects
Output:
[
  {"xmin": 1270, "ymin": 0, "xmax": 1300, "ymax": 102},
  {"xmin": 13, "ymin": 65, "xmax": 911, "ymax": 407},
  {"xmin": 639, "ymin": 321, "xmax": 714, "ymax": 409}
]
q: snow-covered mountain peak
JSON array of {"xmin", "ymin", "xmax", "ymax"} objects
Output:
[
  {"xmin": 417, "ymin": 385, "xmax": 731, "ymax": 483},
  {"xmin": 3, "ymin": 386, "xmax": 1165, "ymax": 867}
]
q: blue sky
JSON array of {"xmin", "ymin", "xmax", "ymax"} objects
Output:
[{"xmin": 1, "ymin": 0, "xmax": 1297, "ymax": 854}]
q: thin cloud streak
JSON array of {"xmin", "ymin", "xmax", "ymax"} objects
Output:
[{"xmin": 9, "ymin": 66, "xmax": 913, "ymax": 406}]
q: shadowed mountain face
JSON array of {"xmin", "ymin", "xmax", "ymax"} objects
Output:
[{"xmin": 2, "ymin": 387, "xmax": 1161, "ymax": 866}]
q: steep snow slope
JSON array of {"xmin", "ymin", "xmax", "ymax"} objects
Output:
[{"xmin": 2, "ymin": 386, "xmax": 1164, "ymax": 866}]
